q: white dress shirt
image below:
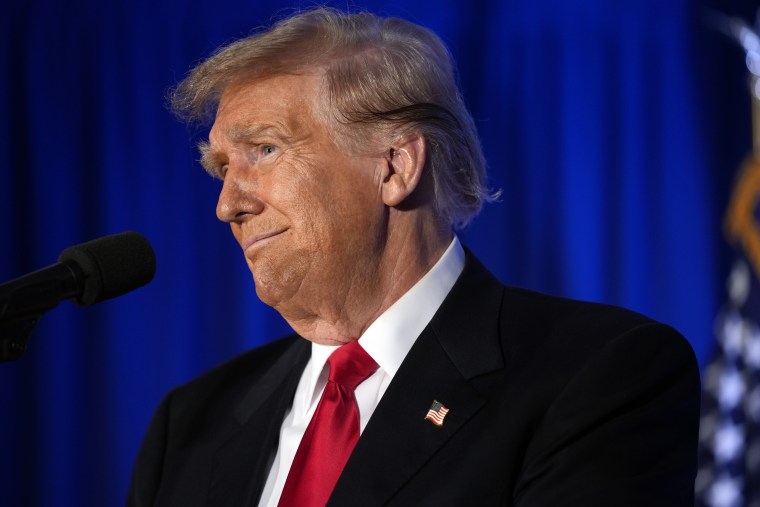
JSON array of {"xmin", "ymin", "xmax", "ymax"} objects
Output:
[{"xmin": 258, "ymin": 237, "xmax": 465, "ymax": 507}]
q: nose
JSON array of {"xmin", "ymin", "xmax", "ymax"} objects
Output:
[{"xmin": 216, "ymin": 164, "xmax": 265, "ymax": 223}]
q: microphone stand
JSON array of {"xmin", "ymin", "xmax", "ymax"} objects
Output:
[{"xmin": 0, "ymin": 263, "xmax": 82, "ymax": 362}]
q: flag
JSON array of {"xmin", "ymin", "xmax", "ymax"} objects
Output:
[
  {"xmin": 425, "ymin": 400, "xmax": 450, "ymax": 426},
  {"xmin": 695, "ymin": 155, "xmax": 760, "ymax": 507}
]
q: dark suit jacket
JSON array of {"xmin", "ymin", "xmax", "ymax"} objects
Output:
[{"xmin": 127, "ymin": 252, "xmax": 700, "ymax": 506}]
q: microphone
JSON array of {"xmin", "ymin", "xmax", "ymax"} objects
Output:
[{"xmin": 0, "ymin": 232, "xmax": 156, "ymax": 361}]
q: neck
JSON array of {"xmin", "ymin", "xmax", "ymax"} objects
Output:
[{"xmin": 283, "ymin": 214, "xmax": 452, "ymax": 345}]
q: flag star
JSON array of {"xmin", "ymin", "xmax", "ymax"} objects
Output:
[
  {"xmin": 721, "ymin": 313, "xmax": 745, "ymax": 357},
  {"xmin": 714, "ymin": 421, "xmax": 745, "ymax": 463},
  {"xmin": 708, "ymin": 474, "xmax": 743, "ymax": 507},
  {"xmin": 727, "ymin": 259, "xmax": 751, "ymax": 307},
  {"xmin": 718, "ymin": 369, "xmax": 746, "ymax": 409},
  {"xmin": 745, "ymin": 330, "xmax": 760, "ymax": 369}
]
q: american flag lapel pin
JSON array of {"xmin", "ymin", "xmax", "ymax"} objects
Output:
[{"xmin": 424, "ymin": 400, "xmax": 450, "ymax": 426}]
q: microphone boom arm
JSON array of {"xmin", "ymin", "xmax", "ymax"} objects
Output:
[{"xmin": 0, "ymin": 231, "xmax": 156, "ymax": 362}]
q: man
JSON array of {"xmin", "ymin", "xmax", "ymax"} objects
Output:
[{"xmin": 128, "ymin": 7, "xmax": 700, "ymax": 506}]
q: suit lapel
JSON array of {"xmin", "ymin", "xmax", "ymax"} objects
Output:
[
  {"xmin": 207, "ymin": 337, "xmax": 311, "ymax": 507},
  {"xmin": 329, "ymin": 252, "xmax": 506, "ymax": 506}
]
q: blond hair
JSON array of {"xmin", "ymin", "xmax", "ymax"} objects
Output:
[{"xmin": 171, "ymin": 7, "xmax": 497, "ymax": 229}]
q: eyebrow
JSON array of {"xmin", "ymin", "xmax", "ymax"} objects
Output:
[
  {"xmin": 198, "ymin": 140, "xmax": 224, "ymax": 178},
  {"xmin": 224, "ymin": 124, "xmax": 283, "ymax": 144},
  {"xmin": 198, "ymin": 123, "xmax": 288, "ymax": 177}
]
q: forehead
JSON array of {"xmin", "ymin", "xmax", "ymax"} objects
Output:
[{"xmin": 210, "ymin": 73, "xmax": 325, "ymax": 143}]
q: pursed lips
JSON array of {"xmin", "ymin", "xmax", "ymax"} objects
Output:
[{"xmin": 241, "ymin": 229, "xmax": 288, "ymax": 252}]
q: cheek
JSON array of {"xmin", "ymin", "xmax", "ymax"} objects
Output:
[
  {"xmin": 333, "ymin": 171, "xmax": 384, "ymax": 224},
  {"xmin": 271, "ymin": 164, "xmax": 331, "ymax": 225},
  {"xmin": 272, "ymin": 155, "xmax": 384, "ymax": 244}
]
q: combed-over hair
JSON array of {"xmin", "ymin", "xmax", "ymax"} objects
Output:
[{"xmin": 171, "ymin": 7, "xmax": 497, "ymax": 229}]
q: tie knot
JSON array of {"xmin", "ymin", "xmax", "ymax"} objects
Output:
[{"xmin": 327, "ymin": 341, "xmax": 378, "ymax": 391}]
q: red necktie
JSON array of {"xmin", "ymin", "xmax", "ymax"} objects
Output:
[{"xmin": 278, "ymin": 340, "xmax": 378, "ymax": 507}]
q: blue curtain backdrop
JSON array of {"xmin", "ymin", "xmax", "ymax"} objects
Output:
[{"xmin": 0, "ymin": 0, "xmax": 755, "ymax": 504}]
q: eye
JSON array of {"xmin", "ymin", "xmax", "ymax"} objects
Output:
[{"xmin": 262, "ymin": 145, "xmax": 277, "ymax": 156}]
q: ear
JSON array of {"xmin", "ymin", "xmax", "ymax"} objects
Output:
[{"xmin": 381, "ymin": 133, "xmax": 427, "ymax": 207}]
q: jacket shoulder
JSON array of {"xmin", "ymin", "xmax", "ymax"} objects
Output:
[{"xmin": 503, "ymin": 286, "xmax": 662, "ymax": 340}]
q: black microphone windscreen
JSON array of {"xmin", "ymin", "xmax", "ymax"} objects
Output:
[{"xmin": 58, "ymin": 231, "xmax": 156, "ymax": 306}]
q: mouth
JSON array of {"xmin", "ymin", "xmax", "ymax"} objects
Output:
[{"xmin": 241, "ymin": 229, "xmax": 288, "ymax": 253}]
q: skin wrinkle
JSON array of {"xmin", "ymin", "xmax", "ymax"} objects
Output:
[
  {"xmin": 326, "ymin": 137, "xmax": 433, "ymax": 334},
  {"xmin": 210, "ymin": 72, "xmax": 450, "ymax": 345}
]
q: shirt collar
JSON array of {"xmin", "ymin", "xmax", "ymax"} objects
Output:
[
  {"xmin": 302, "ymin": 236, "xmax": 465, "ymax": 406},
  {"xmin": 358, "ymin": 236, "xmax": 464, "ymax": 378}
]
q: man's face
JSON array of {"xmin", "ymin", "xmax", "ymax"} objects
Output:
[{"xmin": 205, "ymin": 73, "xmax": 388, "ymax": 325}]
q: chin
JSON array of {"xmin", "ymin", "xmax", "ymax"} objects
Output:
[
  {"xmin": 252, "ymin": 272, "xmax": 298, "ymax": 311},
  {"xmin": 253, "ymin": 289, "xmax": 276, "ymax": 309},
  {"xmin": 248, "ymin": 252, "xmax": 314, "ymax": 312}
]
